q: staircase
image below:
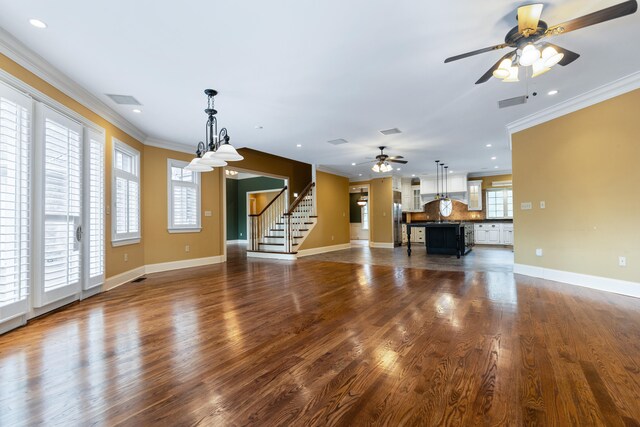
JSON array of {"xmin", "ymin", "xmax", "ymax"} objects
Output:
[{"xmin": 247, "ymin": 182, "xmax": 316, "ymax": 258}]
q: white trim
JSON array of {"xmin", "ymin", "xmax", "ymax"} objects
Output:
[
  {"xmin": 103, "ymin": 266, "xmax": 146, "ymax": 291},
  {"xmin": 145, "ymin": 137, "xmax": 193, "ymax": 154},
  {"xmin": 297, "ymin": 243, "xmax": 351, "ymax": 257},
  {"xmin": 145, "ymin": 256, "xmax": 225, "ymax": 274},
  {"xmin": 315, "ymin": 164, "xmax": 350, "ymax": 178},
  {"xmin": 514, "ymin": 264, "xmax": 640, "ymax": 299},
  {"xmin": 167, "ymin": 228, "xmax": 202, "ymax": 234},
  {"xmin": 506, "ymin": 71, "xmax": 640, "ymax": 137},
  {"xmin": 111, "ymin": 238, "xmax": 141, "ymax": 247},
  {"xmin": 246, "ymin": 251, "xmax": 298, "ymax": 260},
  {"xmin": 370, "ymin": 242, "xmax": 395, "ymax": 249},
  {"xmin": 0, "ymin": 27, "xmax": 145, "ymax": 141},
  {"xmin": 0, "ymin": 315, "xmax": 26, "ymax": 335},
  {"xmin": 227, "ymin": 239, "xmax": 248, "ymax": 244},
  {"xmin": 112, "ymin": 138, "xmax": 141, "ymax": 243}
]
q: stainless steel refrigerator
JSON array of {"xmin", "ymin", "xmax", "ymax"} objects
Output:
[{"xmin": 393, "ymin": 191, "xmax": 402, "ymax": 247}]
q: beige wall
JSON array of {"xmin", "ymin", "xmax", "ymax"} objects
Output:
[
  {"xmin": 299, "ymin": 171, "xmax": 350, "ymax": 249},
  {"xmin": 370, "ymin": 178, "xmax": 393, "ymax": 244},
  {"xmin": 512, "ymin": 89, "xmax": 640, "ymax": 283},
  {"xmin": 250, "ymin": 191, "xmax": 280, "ymax": 214},
  {"xmin": 142, "ymin": 146, "xmax": 224, "ymax": 266},
  {"xmin": 0, "ymin": 53, "xmax": 146, "ymax": 278}
]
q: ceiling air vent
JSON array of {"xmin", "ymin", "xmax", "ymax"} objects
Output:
[
  {"xmin": 498, "ymin": 96, "xmax": 527, "ymax": 109},
  {"xmin": 105, "ymin": 94, "xmax": 143, "ymax": 105},
  {"xmin": 379, "ymin": 128, "xmax": 401, "ymax": 135},
  {"xmin": 327, "ymin": 138, "xmax": 348, "ymax": 145}
]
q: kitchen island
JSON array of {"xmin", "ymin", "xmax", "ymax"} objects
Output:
[{"xmin": 406, "ymin": 222, "xmax": 471, "ymax": 258}]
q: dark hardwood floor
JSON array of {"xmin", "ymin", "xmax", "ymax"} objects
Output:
[{"xmin": 1, "ymin": 245, "xmax": 639, "ymax": 426}]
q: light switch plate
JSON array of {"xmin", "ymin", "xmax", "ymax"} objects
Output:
[
  {"xmin": 536, "ymin": 248, "xmax": 543, "ymax": 257},
  {"xmin": 521, "ymin": 202, "xmax": 532, "ymax": 210},
  {"xmin": 540, "ymin": 201, "xmax": 546, "ymax": 209},
  {"xmin": 204, "ymin": 211, "xmax": 212, "ymax": 217}
]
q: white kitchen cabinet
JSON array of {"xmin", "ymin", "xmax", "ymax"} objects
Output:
[
  {"xmin": 401, "ymin": 180, "xmax": 412, "ymax": 212},
  {"xmin": 420, "ymin": 174, "xmax": 467, "ymax": 198},
  {"xmin": 474, "ymin": 223, "xmax": 513, "ymax": 245},
  {"xmin": 467, "ymin": 180, "xmax": 482, "ymax": 211}
]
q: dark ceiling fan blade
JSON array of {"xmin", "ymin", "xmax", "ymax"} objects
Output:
[
  {"xmin": 518, "ymin": 3, "xmax": 544, "ymax": 36},
  {"xmin": 542, "ymin": 43, "xmax": 580, "ymax": 66},
  {"xmin": 388, "ymin": 155, "xmax": 404, "ymax": 160},
  {"xmin": 546, "ymin": 0, "xmax": 637, "ymax": 36},
  {"xmin": 389, "ymin": 159, "xmax": 408, "ymax": 164},
  {"xmin": 475, "ymin": 50, "xmax": 517, "ymax": 84},
  {"xmin": 444, "ymin": 43, "xmax": 510, "ymax": 63}
]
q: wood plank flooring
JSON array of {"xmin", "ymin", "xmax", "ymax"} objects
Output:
[{"xmin": 1, "ymin": 247, "xmax": 639, "ymax": 426}]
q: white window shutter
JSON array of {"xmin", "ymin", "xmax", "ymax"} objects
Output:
[
  {"xmin": 85, "ymin": 130, "xmax": 104, "ymax": 289},
  {"xmin": 167, "ymin": 159, "xmax": 201, "ymax": 232},
  {"xmin": 0, "ymin": 83, "xmax": 31, "ymax": 322}
]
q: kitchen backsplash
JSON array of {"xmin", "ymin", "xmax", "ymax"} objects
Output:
[{"xmin": 408, "ymin": 199, "xmax": 486, "ymax": 222}]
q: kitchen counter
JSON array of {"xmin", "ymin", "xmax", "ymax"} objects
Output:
[{"xmin": 406, "ymin": 222, "xmax": 471, "ymax": 258}]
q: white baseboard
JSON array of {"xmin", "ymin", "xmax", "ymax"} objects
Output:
[
  {"xmin": 297, "ymin": 243, "xmax": 351, "ymax": 257},
  {"xmin": 227, "ymin": 239, "xmax": 247, "ymax": 244},
  {"xmin": 370, "ymin": 242, "xmax": 395, "ymax": 249},
  {"xmin": 514, "ymin": 263, "xmax": 640, "ymax": 299},
  {"xmin": 0, "ymin": 315, "xmax": 26, "ymax": 335},
  {"xmin": 247, "ymin": 251, "xmax": 297, "ymax": 260},
  {"xmin": 103, "ymin": 266, "xmax": 146, "ymax": 291},
  {"xmin": 145, "ymin": 256, "xmax": 225, "ymax": 274}
]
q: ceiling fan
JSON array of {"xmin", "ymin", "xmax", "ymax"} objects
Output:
[
  {"xmin": 362, "ymin": 146, "xmax": 407, "ymax": 173},
  {"xmin": 444, "ymin": 1, "xmax": 638, "ymax": 84}
]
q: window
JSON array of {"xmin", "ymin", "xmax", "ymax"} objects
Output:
[
  {"xmin": 486, "ymin": 188, "xmax": 513, "ymax": 219},
  {"xmin": 361, "ymin": 203, "xmax": 369, "ymax": 230},
  {"xmin": 86, "ymin": 130, "xmax": 105, "ymax": 289},
  {"xmin": 0, "ymin": 83, "xmax": 31, "ymax": 322},
  {"xmin": 167, "ymin": 159, "xmax": 201, "ymax": 232},
  {"xmin": 112, "ymin": 139, "xmax": 140, "ymax": 245}
]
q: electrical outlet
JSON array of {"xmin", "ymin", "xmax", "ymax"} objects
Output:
[
  {"xmin": 124, "ymin": 253, "xmax": 128, "ymax": 262},
  {"xmin": 240, "ymin": 232, "xmax": 243, "ymax": 237},
  {"xmin": 106, "ymin": 206, "xmax": 110, "ymax": 215},
  {"xmin": 540, "ymin": 201, "xmax": 546, "ymax": 209},
  {"xmin": 185, "ymin": 245, "xmax": 190, "ymax": 253},
  {"xmin": 535, "ymin": 248, "xmax": 543, "ymax": 257},
  {"xmin": 619, "ymin": 256, "xmax": 627, "ymax": 267},
  {"xmin": 331, "ymin": 235, "xmax": 334, "ymax": 241}
]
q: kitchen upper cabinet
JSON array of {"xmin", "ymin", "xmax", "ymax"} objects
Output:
[
  {"xmin": 467, "ymin": 180, "xmax": 482, "ymax": 211},
  {"xmin": 401, "ymin": 180, "xmax": 422, "ymax": 212},
  {"xmin": 420, "ymin": 174, "xmax": 468, "ymax": 197}
]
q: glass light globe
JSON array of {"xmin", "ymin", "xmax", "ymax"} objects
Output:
[
  {"xmin": 542, "ymin": 46, "xmax": 564, "ymax": 68},
  {"xmin": 200, "ymin": 151, "xmax": 228, "ymax": 166},
  {"xmin": 502, "ymin": 66, "xmax": 520, "ymax": 83},
  {"xmin": 215, "ymin": 143, "xmax": 244, "ymax": 161},
  {"xmin": 184, "ymin": 159, "xmax": 213, "ymax": 172},
  {"xmin": 492, "ymin": 58, "xmax": 512, "ymax": 79},
  {"xmin": 372, "ymin": 163, "xmax": 381, "ymax": 173},
  {"xmin": 532, "ymin": 58, "xmax": 550, "ymax": 78},
  {"xmin": 519, "ymin": 44, "xmax": 540, "ymax": 67}
]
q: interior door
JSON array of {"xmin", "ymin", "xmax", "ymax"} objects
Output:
[{"xmin": 34, "ymin": 106, "xmax": 83, "ymax": 307}]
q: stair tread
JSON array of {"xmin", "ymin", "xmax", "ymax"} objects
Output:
[{"xmin": 247, "ymin": 250, "xmax": 298, "ymax": 255}]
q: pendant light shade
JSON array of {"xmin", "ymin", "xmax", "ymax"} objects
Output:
[
  {"xmin": 532, "ymin": 58, "xmax": 551, "ymax": 77},
  {"xmin": 519, "ymin": 44, "xmax": 540, "ymax": 67},
  {"xmin": 492, "ymin": 58, "xmax": 512, "ymax": 79},
  {"xmin": 502, "ymin": 66, "xmax": 520, "ymax": 83},
  {"xmin": 184, "ymin": 158, "xmax": 213, "ymax": 172},
  {"xmin": 357, "ymin": 188, "xmax": 367, "ymax": 206},
  {"xmin": 542, "ymin": 46, "xmax": 564, "ymax": 68},
  {"xmin": 215, "ymin": 142, "xmax": 244, "ymax": 161},
  {"xmin": 199, "ymin": 151, "xmax": 228, "ymax": 167},
  {"xmin": 372, "ymin": 163, "xmax": 381, "ymax": 173}
]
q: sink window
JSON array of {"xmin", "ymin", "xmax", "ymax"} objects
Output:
[{"xmin": 486, "ymin": 188, "xmax": 513, "ymax": 219}]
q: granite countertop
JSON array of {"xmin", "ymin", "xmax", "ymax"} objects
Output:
[{"xmin": 403, "ymin": 219, "xmax": 513, "ymax": 224}]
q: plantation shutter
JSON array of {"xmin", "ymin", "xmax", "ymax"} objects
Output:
[{"xmin": 85, "ymin": 130, "xmax": 104, "ymax": 289}]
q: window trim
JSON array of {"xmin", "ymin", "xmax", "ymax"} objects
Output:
[
  {"xmin": 486, "ymin": 187, "xmax": 513, "ymax": 219},
  {"xmin": 167, "ymin": 159, "xmax": 202, "ymax": 233},
  {"xmin": 111, "ymin": 139, "xmax": 141, "ymax": 246}
]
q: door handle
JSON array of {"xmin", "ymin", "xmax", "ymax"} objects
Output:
[{"xmin": 76, "ymin": 225, "xmax": 83, "ymax": 242}]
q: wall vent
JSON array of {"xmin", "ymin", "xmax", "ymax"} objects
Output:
[
  {"xmin": 492, "ymin": 180, "xmax": 512, "ymax": 187},
  {"xmin": 106, "ymin": 94, "xmax": 143, "ymax": 105},
  {"xmin": 379, "ymin": 128, "xmax": 402, "ymax": 135},
  {"xmin": 327, "ymin": 138, "xmax": 348, "ymax": 145},
  {"xmin": 498, "ymin": 96, "xmax": 526, "ymax": 109}
]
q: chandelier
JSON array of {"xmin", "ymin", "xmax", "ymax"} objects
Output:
[
  {"xmin": 492, "ymin": 44, "xmax": 564, "ymax": 82},
  {"xmin": 185, "ymin": 89, "xmax": 243, "ymax": 172},
  {"xmin": 357, "ymin": 188, "xmax": 368, "ymax": 206}
]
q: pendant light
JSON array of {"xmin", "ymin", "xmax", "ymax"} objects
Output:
[
  {"xmin": 185, "ymin": 89, "xmax": 243, "ymax": 172},
  {"xmin": 357, "ymin": 188, "xmax": 368, "ymax": 206}
]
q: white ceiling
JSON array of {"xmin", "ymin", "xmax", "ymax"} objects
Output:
[{"xmin": 0, "ymin": 0, "xmax": 638, "ymax": 180}]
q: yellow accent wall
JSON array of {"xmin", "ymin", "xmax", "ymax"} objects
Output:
[
  {"xmin": 142, "ymin": 146, "xmax": 224, "ymax": 266},
  {"xmin": 350, "ymin": 178, "xmax": 393, "ymax": 244},
  {"xmin": 299, "ymin": 171, "xmax": 350, "ymax": 249},
  {"xmin": 512, "ymin": 89, "xmax": 640, "ymax": 283},
  {"xmin": 0, "ymin": 53, "xmax": 145, "ymax": 278}
]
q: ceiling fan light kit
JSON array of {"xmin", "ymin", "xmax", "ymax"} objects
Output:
[
  {"xmin": 369, "ymin": 146, "xmax": 407, "ymax": 173},
  {"xmin": 444, "ymin": 0, "xmax": 638, "ymax": 84},
  {"xmin": 185, "ymin": 89, "xmax": 244, "ymax": 172}
]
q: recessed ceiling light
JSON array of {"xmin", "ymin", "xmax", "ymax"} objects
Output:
[
  {"xmin": 411, "ymin": 174, "xmax": 416, "ymax": 177},
  {"xmin": 486, "ymin": 144, "xmax": 492, "ymax": 148},
  {"xmin": 449, "ymin": 170, "xmax": 453, "ymax": 173},
  {"xmin": 491, "ymin": 156, "xmax": 496, "ymax": 160},
  {"xmin": 494, "ymin": 165, "xmax": 499, "ymax": 169},
  {"xmin": 132, "ymin": 108, "xmax": 142, "ymax": 114},
  {"xmin": 296, "ymin": 144, "xmax": 302, "ymax": 148},
  {"xmin": 548, "ymin": 90, "xmax": 559, "ymax": 96},
  {"xmin": 29, "ymin": 19, "xmax": 47, "ymax": 29},
  {"xmin": 351, "ymin": 162, "xmax": 356, "ymax": 166},
  {"xmin": 358, "ymin": 173, "xmax": 363, "ymax": 176},
  {"xmin": 397, "ymin": 168, "xmax": 401, "ymax": 171}
]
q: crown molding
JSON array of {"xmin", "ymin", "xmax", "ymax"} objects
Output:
[
  {"xmin": 144, "ymin": 137, "xmax": 194, "ymax": 154},
  {"xmin": 0, "ymin": 27, "xmax": 147, "ymax": 142},
  {"xmin": 315, "ymin": 165, "xmax": 351, "ymax": 178},
  {"xmin": 506, "ymin": 70, "xmax": 640, "ymax": 136}
]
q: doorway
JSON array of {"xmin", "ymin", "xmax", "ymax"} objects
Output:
[{"xmin": 349, "ymin": 184, "xmax": 370, "ymax": 245}]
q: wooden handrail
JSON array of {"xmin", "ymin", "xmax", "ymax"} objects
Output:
[
  {"xmin": 248, "ymin": 186, "xmax": 288, "ymax": 217},
  {"xmin": 287, "ymin": 182, "xmax": 315, "ymax": 214}
]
